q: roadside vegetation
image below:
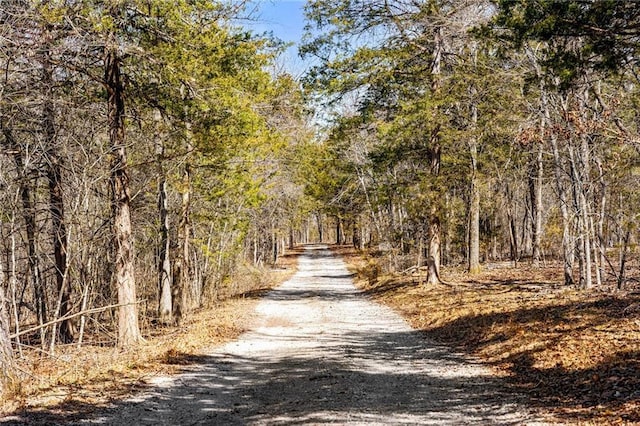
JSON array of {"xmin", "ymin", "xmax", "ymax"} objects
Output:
[
  {"xmin": 0, "ymin": 250, "xmax": 300, "ymax": 420},
  {"xmin": 337, "ymin": 246, "xmax": 640, "ymax": 425}
]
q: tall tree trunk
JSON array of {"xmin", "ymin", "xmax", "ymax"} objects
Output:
[
  {"xmin": 0, "ymin": 279, "xmax": 14, "ymax": 395},
  {"xmin": 105, "ymin": 41, "xmax": 142, "ymax": 347},
  {"xmin": 174, "ymin": 87, "xmax": 194, "ymax": 323},
  {"xmin": 8, "ymin": 213, "xmax": 22, "ymax": 357},
  {"xmin": 352, "ymin": 221, "xmax": 360, "ymax": 249},
  {"xmin": 545, "ymin": 96, "xmax": 574, "ymax": 286},
  {"xmin": 272, "ymin": 227, "xmax": 279, "ymax": 264},
  {"xmin": 508, "ymin": 210, "xmax": 519, "ymax": 264},
  {"xmin": 618, "ymin": 226, "xmax": 631, "ymax": 290},
  {"xmin": 550, "ymin": 134, "xmax": 574, "ymax": 285},
  {"xmin": 155, "ymin": 111, "xmax": 172, "ymax": 325},
  {"xmin": 425, "ymin": 27, "xmax": 444, "ymax": 284},
  {"xmin": 468, "ymin": 170, "xmax": 480, "ymax": 273},
  {"xmin": 529, "ymin": 48, "xmax": 574, "ymax": 285},
  {"xmin": 316, "ymin": 211, "xmax": 323, "ymax": 243},
  {"xmin": 568, "ymin": 139, "xmax": 592, "ymax": 289},
  {"xmin": 505, "ymin": 183, "xmax": 519, "ymax": 264},
  {"xmin": 41, "ymin": 48, "xmax": 73, "ymax": 344},
  {"xmin": 173, "ymin": 157, "xmax": 191, "ymax": 323},
  {"xmin": 531, "ymin": 139, "xmax": 544, "ymax": 266},
  {"xmin": 595, "ymin": 157, "xmax": 606, "ymax": 286},
  {"xmin": 426, "ymin": 215, "xmax": 441, "ymax": 285},
  {"xmin": 289, "ymin": 226, "xmax": 295, "ymax": 250},
  {"xmin": 566, "ymin": 89, "xmax": 593, "ymax": 289},
  {"xmin": 579, "ymin": 136, "xmax": 593, "ymax": 289},
  {"xmin": 468, "ymin": 97, "xmax": 480, "ymax": 274}
]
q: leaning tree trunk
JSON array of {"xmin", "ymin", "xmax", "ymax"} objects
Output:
[{"xmin": 105, "ymin": 42, "xmax": 142, "ymax": 347}]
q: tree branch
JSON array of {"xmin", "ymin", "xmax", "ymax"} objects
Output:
[{"xmin": 10, "ymin": 302, "xmax": 141, "ymax": 340}]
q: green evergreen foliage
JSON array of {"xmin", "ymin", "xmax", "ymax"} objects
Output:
[{"xmin": 489, "ymin": 0, "xmax": 640, "ymax": 87}]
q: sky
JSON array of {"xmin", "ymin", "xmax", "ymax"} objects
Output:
[{"xmin": 245, "ymin": 0, "xmax": 311, "ymax": 76}]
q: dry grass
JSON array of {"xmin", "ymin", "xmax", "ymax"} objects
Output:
[
  {"xmin": 336, "ymin": 246, "xmax": 640, "ymax": 425},
  {"xmin": 0, "ymin": 248, "xmax": 301, "ymax": 420}
]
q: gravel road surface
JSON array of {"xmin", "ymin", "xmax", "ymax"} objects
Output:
[{"xmin": 28, "ymin": 245, "xmax": 552, "ymax": 425}]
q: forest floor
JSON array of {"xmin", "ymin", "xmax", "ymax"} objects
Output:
[
  {"xmin": 3, "ymin": 245, "xmax": 550, "ymax": 425},
  {"xmin": 336, "ymin": 246, "xmax": 640, "ymax": 425},
  {"xmin": 0, "ymin": 248, "xmax": 302, "ymax": 422}
]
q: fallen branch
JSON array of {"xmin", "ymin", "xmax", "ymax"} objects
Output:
[
  {"xmin": 400, "ymin": 265, "xmax": 420, "ymax": 275},
  {"xmin": 10, "ymin": 302, "xmax": 139, "ymax": 339}
]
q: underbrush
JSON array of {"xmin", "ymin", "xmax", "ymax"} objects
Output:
[
  {"xmin": 0, "ymin": 249, "xmax": 301, "ymax": 419},
  {"xmin": 336, "ymin": 245, "xmax": 640, "ymax": 425}
]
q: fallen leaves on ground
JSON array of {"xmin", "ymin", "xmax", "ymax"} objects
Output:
[
  {"xmin": 0, "ymin": 249, "xmax": 301, "ymax": 421},
  {"xmin": 336, "ymin": 246, "xmax": 640, "ymax": 425}
]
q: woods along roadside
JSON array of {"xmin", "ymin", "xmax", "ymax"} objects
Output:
[
  {"xmin": 3, "ymin": 245, "xmax": 639, "ymax": 425},
  {"xmin": 0, "ymin": 249, "xmax": 302, "ymax": 419}
]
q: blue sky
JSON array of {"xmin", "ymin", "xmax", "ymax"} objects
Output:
[{"xmin": 245, "ymin": 0, "xmax": 310, "ymax": 76}]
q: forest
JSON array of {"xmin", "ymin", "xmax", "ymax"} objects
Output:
[{"xmin": 1, "ymin": 0, "xmax": 639, "ymax": 421}]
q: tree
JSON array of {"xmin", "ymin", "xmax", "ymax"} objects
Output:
[
  {"xmin": 303, "ymin": 0, "xmax": 511, "ymax": 280},
  {"xmin": 102, "ymin": 2, "xmax": 143, "ymax": 346},
  {"xmin": 491, "ymin": 0, "xmax": 640, "ymax": 87},
  {"xmin": 0, "ymin": 272, "xmax": 15, "ymax": 395}
]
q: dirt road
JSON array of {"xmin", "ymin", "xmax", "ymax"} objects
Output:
[{"xmin": 69, "ymin": 245, "xmax": 549, "ymax": 424}]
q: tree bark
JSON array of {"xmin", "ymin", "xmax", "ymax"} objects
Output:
[
  {"xmin": 425, "ymin": 26, "xmax": 444, "ymax": 284},
  {"xmin": 0, "ymin": 280, "xmax": 15, "ymax": 395},
  {"xmin": 468, "ymin": 95, "xmax": 480, "ymax": 274},
  {"xmin": 531, "ymin": 139, "xmax": 544, "ymax": 266},
  {"xmin": 41, "ymin": 46, "xmax": 73, "ymax": 344},
  {"xmin": 426, "ymin": 216, "xmax": 441, "ymax": 285},
  {"xmin": 155, "ymin": 111, "xmax": 172, "ymax": 325},
  {"xmin": 174, "ymin": 86, "xmax": 194, "ymax": 323},
  {"xmin": 316, "ymin": 211, "xmax": 323, "ymax": 243},
  {"xmin": 105, "ymin": 39, "xmax": 142, "ymax": 347}
]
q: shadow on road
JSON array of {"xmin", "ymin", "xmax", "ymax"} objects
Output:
[
  {"xmin": 6, "ymin": 330, "xmax": 539, "ymax": 425},
  {"xmin": 4, "ymin": 245, "xmax": 546, "ymax": 425}
]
